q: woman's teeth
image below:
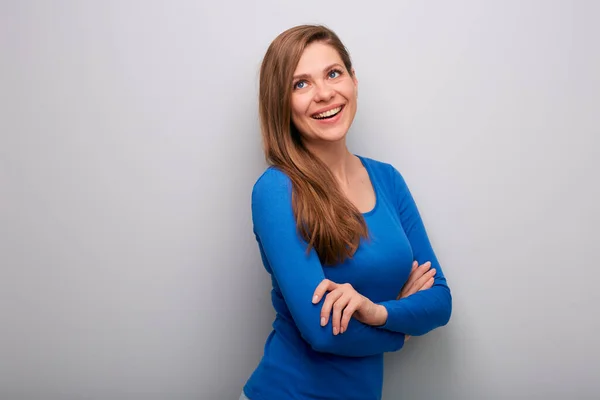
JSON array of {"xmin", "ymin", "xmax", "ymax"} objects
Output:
[{"xmin": 313, "ymin": 106, "xmax": 342, "ymax": 119}]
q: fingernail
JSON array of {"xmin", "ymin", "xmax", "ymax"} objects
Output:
[
  {"xmin": 431, "ymin": 268, "xmax": 436, "ymax": 274},
  {"xmin": 321, "ymin": 317, "xmax": 326, "ymax": 326},
  {"xmin": 313, "ymin": 295, "xmax": 319, "ymax": 303},
  {"xmin": 341, "ymin": 327, "xmax": 345, "ymax": 334},
  {"xmin": 333, "ymin": 327, "xmax": 339, "ymax": 335}
]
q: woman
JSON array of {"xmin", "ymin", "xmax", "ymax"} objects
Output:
[{"xmin": 241, "ymin": 25, "xmax": 452, "ymax": 400}]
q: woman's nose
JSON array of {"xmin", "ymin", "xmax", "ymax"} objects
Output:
[{"xmin": 313, "ymin": 81, "xmax": 334, "ymax": 102}]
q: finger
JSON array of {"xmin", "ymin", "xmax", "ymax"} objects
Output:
[
  {"xmin": 404, "ymin": 261, "xmax": 421, "ymax": 287},
  {"xmin": 423, "ymin": 277, "xmax": 435, "ymax": 291},
  {"xmin": 405, "ymin": 335, "xmax": 411, "ymax": 342},
  {"xmin": 404, "ymin": 261, "xmax": 418, "ymax": 286},
  {"xmin": 340, "ymin": 297, "xmax": 361, "ymax": 334},
  {"xmin": 406, "ymin": 261, "xmax": 431, "ymax": 289},
  {"xmin": 414, "ymin": 277, "xmax": 435, "ymax": 295},
  {"xmin": 408, "ymin": 262, "xmax": 432, "ymax": 288},
  {"xmin": 417, "ymin": 261, "xmax": 432, "ymax": 274},
  {"xmin": 411, "ymin": 268, "xmax": 436, "ymax": 292},
  {"xmin": 400, "ymin": 262, "xmax": 430, "ymax": 298},
  {"xmin": 321, "ymin": 289, "xmax": 344, "ymax": 326},
  {"xmin": 412, "ymin": 268, "xmax": 435, "ymax": 292},
  {"xmin": 331, "ymin": 294, "xmax": 350, "ymax": 335},
  {"xmin": 313, "ymin": 279, "xmax": 337, "ymax": 304}
]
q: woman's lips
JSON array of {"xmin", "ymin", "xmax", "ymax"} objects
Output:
[{"xmin": 311, "ymin": 105, "xmax": 345, "ymax": 123}]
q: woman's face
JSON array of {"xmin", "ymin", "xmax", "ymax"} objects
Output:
[{"xmin": 290, "ymin": 42, "xmax": 358, "ymax": 146}]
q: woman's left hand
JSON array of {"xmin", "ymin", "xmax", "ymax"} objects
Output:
[{"xmin": 312, "ymin": 279, "xmax": 385, "ymax": 335}]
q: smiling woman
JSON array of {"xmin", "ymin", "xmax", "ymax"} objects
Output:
[
  {"xmin": 242, "ymin": 25, "xmax": 452, "ymax": 400},
  {"xmin": 290, "ymin": 45, "xmax": 358, "ymax": 144}
]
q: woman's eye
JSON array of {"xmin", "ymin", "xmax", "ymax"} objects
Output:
[
  {"xmin": 328, "ymin": 70, "xmax": 341, "ymax": 79},
  {"xmin": 294, "ymin": 81, "xmax": 307, "ymax": 90}
]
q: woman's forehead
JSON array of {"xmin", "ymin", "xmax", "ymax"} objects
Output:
[{"xmin": 294, "ymin": 43, "xmax": 343, "ymax": 75}]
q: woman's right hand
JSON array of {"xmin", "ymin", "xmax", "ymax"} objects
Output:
[
  {"xmin": 397, "ymin": 260, "xmax": 436, "ymax": 342},
  {"xmin": 397, "ymin": 260, "xmax": 436, "ymax": 300}
]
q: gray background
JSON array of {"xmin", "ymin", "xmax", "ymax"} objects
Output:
[{"xmin": 1, "ymin": 1, "xmax": 599, "ymax": 399}]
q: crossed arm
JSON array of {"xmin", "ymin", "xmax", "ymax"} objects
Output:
[
  {"xmin": 252, "ymin": 169, "xmax": 406, "ymax": 357},
  {"xmin": 253, "ymin": 167, "xmax": 452, "ymax": 357},
  {"xmin": 313, "ymin": 260, "xmax": 438, "ymax": 338},
  {"xmin": 315, "ymin": 167, "xmax": 452, "ymax": 337}
]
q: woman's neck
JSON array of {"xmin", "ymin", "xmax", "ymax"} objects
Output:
[{"xmin": 305, "ymin": 140, "xmax": 355, "ymax": 185}]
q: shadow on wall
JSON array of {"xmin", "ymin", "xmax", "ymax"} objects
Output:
[{"xmin": 384, "ymin": 324, "xmax": 462, "ymax": 398}]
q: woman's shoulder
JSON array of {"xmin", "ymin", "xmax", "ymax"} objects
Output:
[
  {"xmin": 253, "ymin": 166, "xmax": 291, "ymax": 189},
  {"xmin": 251, "ymin": 166, "xmax": 293, "ymax": 202}
]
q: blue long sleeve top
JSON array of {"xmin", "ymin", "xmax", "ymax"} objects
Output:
[{"xmin": 243, "ymin": 155, "xmax": 452, "ymax": 400}]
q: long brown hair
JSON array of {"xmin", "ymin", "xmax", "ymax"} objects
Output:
[{"xmin": 258, "ymin": 25, "xmax": 368, "ymax": 266}]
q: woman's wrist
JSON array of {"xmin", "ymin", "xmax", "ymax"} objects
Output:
[
  {"xmin": 358, "ymin": 301, "xmax": 388, "ymax": 326},
  {"xmin": 373, "ymin": 304, "xmax": 388, "ymax": 326}
]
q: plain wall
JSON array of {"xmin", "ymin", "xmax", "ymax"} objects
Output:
[{"xmin": 1, "ymin": 1, "xmax": 598, "ymax": 399}]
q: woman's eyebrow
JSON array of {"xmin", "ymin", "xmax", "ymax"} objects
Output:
[{"xmin": 293, "ymin": 63, "xmax": 343, "ymax": 81}]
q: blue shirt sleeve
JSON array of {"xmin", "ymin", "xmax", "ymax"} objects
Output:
[
  {"xmin": 376, "ymin": 166, "xmax": 453, "ymax": 336},
  {"xmin": 252, "ymin": 168, "xmax": 406, "ymax": 357}
]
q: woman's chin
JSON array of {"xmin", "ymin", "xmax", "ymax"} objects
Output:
[
  {"xmin": 308, "ymin": 124, "xmax": 350, "ymax": 142},
  {"xmin": 309, "ymin": 132, "xmax": 348, "ymax": 146}
]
